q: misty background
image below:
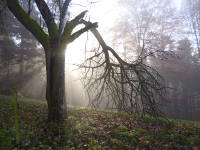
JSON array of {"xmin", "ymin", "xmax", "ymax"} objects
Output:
[{"xmin": 1, "ymin": 0, "xmax": 200, "ymax": 121}]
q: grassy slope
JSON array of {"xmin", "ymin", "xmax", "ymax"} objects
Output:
[{"xmin": 0, "ymin": 95, "xmax": 200, "ymax": 150}]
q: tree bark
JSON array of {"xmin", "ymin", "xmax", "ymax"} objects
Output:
[
  {"xmin": 6, "ymin": 0, "xmax": 97, "ymax": 121},
  {"xmin": 45, "ymin": 44, "xmax": 66, "ymax": 121}
]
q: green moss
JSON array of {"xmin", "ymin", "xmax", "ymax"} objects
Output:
[
  {"xmin": 61, "ymin": 11, "xmax": 88, "ymax": 43},
  {"xmin": 110, "ymin": 139, "xmax": 130, "ymax": 149},
  {"xmin": 88, "ymin": 139, "xmax": 101, "ymax": 150},
  {"xmin": 61, "ymin": 22, "xmax": 74, "ymax": 43},
  {"xmin": 11, "ymin": 0, "xmax": 50, "ymax": 50},
  {"xmin": 13, "ymin": 93, "xmax": 19, "ymax": 145},
  {"xmin": 114, "ymin": 125, "xmax": 128, "ymax": 133},
  {"xmin": 0, "ymin": 129, "xmax": 13, "ymax": 149},
  {"xmin": 110, "ymin": 138, "xmax": 123, "ymax": 145},
  {"xmin": 136, "ymin": 128, "xmax": 147, "ymax": 135}
]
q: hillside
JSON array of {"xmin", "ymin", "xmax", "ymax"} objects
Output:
[{"xmin": 0, "ymin": 95, "xmax": 200, "ymax": 150}]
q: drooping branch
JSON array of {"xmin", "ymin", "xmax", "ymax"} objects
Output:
[
  {"xmin": 80, "ymin": 20, "xmax": 166, "ymax": 117},
  {"xmin": 34, "ymin": 0, "xmax": 58, "ymax": 37},
  {"xmin": 6, "ymin": 0, "xmax": 50, "ymax": 50},
  {"xmin": 81, "ymin": 20, "xmax": 127, "ymax": 65}
]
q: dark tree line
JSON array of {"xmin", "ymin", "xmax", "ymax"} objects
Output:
[
  {"xmin": 0, "ymin": 0, "xmax": 45, "ymax": 98},
  {"xmin": 1, "ymin": 0, "xmax": 200, "ymax": 121},
  {"xmin": 105, "ymin": 0, "xmax": 200, "ymax": 121}
]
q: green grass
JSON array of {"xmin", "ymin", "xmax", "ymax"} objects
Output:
[{"xmin": 0, "ymin": 95, "xmax": 200, "ymax": 150}]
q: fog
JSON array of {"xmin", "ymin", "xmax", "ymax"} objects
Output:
[{"xmin": 1, "ymin": 0, "xmax": 200, "ymax": 121}]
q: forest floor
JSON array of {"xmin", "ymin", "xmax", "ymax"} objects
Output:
[{"xmin": 0, "ymin": 95, "xmax": 200, "ymax": 150}]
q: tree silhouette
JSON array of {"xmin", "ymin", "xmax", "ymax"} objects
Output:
[{"xmin": 5, "ymin": 0, "xmax": 165, "ymax": 121}]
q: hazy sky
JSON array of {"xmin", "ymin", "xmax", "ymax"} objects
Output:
[
  {"xmin": 65, "ymin": 0, "xmax": 183, "ymax": 105},
  {"xmin": 66, "ymin": 0, "xmax": 182, "ymax": 66},
  {"xmin": 66, "ymin": 0, "xmax": 118, "ymax": 66},
  {"xmin": 174, "ymin": 0, "xmax": 182, "ymax": 9}
]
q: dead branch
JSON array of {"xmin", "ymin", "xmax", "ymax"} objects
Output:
[{"xmin": 80, "ymin": 19, "xmax": 166, "ymax": 117}]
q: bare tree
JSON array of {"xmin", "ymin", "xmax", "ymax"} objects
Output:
[
  {"xmin": 112, "ymin": 0, "xmax": 177, "ymax": 62},
  {"xmin": 182, "ymin": 0, "xmax": 200, "ymax": 57}
]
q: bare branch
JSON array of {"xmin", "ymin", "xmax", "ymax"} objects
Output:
[{"xmin": 79, "ymin": 20, "xmax": 166, "ymax": 117}]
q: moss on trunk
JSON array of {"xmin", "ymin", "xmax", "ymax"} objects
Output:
[{"xmin": 45, "ymin": 46, "xmax": 66, "ymax": 121}]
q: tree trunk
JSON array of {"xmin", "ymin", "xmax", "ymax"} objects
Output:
[{"xmin": 45, "ymin": 45, "xmax": 66, "ymax": 121}]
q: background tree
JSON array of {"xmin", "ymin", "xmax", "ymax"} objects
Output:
[
  {"xmin": 108, "ymin": 0, "xmax": 200, "ymax": 120},
  {"xmin": 111, "ymin": 0, "xmax": 177, "ymax": 62},
  {"xmin": 95, "ymin": 0, "xmax": 176, "ymax": 114},
  {"xmin": 156, "ymin": 38, "xmax": 200, "ymax": 120},
  {"xmin": 182, "ymin": 0, "xmax": 200, "ymax": 57},
  {"xmin": 0, "ymin": 0, "xmax": 45, "ymax": 98}
]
